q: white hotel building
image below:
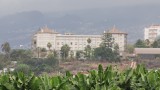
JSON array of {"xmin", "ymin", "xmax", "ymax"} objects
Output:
[
  {"xmin": 32, "ymin": 26, "xmax": 127, "ymax": 55},
  {"xmin": 144, "ymin": 25, "xmax": 160, "ymax": 43}
]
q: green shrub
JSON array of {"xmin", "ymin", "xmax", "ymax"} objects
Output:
[{"xmin": 14, "ymin": 64, "xmax": 31, "ymax": 74}]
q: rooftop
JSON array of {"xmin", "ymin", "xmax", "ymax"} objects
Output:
[
  {"xmin": 135, "ymin": 48, "xmax": 160, "ymax": 54},
  {"xmin": 147, "ymin": 24, "xmax": 160, "ymax": 28},
  {"xmin": 36, "ymin": 26, "xmax": 59, "ymax": 34},
  {"xmin": 106, "ymin": 26, "xmax": 127, "ymax": 34}
]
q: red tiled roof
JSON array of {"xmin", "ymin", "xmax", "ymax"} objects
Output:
[
  {"xmin": 36, "ymin": 26, "xmax": 58, "ymax": 34},
  {"xmin": 106, "ymin": 26, "xmax": 127, "ymax": 34}
]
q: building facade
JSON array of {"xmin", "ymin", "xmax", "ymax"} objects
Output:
[
  {"xmin": 144, "ymin": 25, "xmax": 160, "ymax": 43},
  {"xmin": 32, "ymin": 26, "xmax": 127, "ymax": 56}
]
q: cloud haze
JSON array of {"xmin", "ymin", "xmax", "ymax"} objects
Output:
[{"xmin": 0, "ymin": 0, "xmax": 160, "ymax": 17}]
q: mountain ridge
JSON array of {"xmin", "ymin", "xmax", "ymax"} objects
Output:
[{"xmin": 0, "ymin": 4, "xmax": 160, "ymax": 48}]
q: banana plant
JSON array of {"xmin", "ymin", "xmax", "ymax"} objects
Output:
[
  {"xmin": 0, "ymin": 64, "xmax": 160, "ymax": 90},
  {"xmin": 0, "ymin": 74, "xmax": 16, "ymax": 90}
]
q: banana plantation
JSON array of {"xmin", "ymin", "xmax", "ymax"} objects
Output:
[{"xmin": 0, "ymin": 64, "xmax": 160, "ymax": 90}]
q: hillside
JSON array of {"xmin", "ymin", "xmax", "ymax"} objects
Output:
[{"xmin": 0, "ymin": 4, "xmax": 160, "ymax": 48}]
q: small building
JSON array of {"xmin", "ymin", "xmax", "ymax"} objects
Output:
[{"xmin": 134, "ymin": 48, "xmax": 160, "ymax": 59}]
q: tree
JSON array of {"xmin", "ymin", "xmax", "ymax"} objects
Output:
[
  {"xmin": 114, "ymin": 43, "xmax": 119, "ymax": 53},
  {"xmin": 36, "ymin": 47, "xmax": 40, "ymax": 58},
  {"xmin": 94, "ymin": 46, "xmax": 106, "ymax": 60},
  {"xmin": 61, "ymin": 44, "xmax": 70, "ymax": 60},
  {"xmin": 1, "ymin": 42, "xmax": 11, "ymax": 58},
  {"xmin": 126, "ymin": 44, "xmax": 135, "ymax": 54},
  {"xmin": 41, "ymin": 48, "xmax": 47, "ymax": 52},
  {"xmin": 0, "ymin": 53, "xmax": 9, "ymax": 69},
  {"xmin": 52, "ymin": 50, "xmax": 58, "ymax": 58},
  {"xmin": 101, "ymin": 33, "xmax": 114, "ymax": 48},
  {"xmin": 14, "ymin": 64, "xmax": 31, "ymax": 74},
  {"xmin": 113, "ymin": 44, "xmax": 120, "ymax": 60},
  {"xmin": 47, "ymin": 42, "xmax": 52, "ymax": 50},
  {"xmin": 152, "ymin": 41, "xmax": 158, "ymax": 48},
  {"xmin": 40, "ymin": 48, "xmax": 47, "ymax": 58},
  {"xmin": 10, "ymin": 49, "xmax": 32, "ymax": 61},
  {"xmin": 94, "ymin": 46, "xmax": 115, "ymax": 61},
  {"xmin": 85, "ymin": 38, "xmax": 92, "ymax": 59},
  {"xmin": 94, "ymin": 33, "xmax": 119, "ymax": 61},
  {"xmin": 145, "ymin": 39, "xmax": 150, "ymax": 47},
  {"xmin": 84, "ymin": 45, "xmax": 92, "ymax": 59},
  {"xmin": 46, "ymin": 53, "xmax": 59, "ymax": 67},
  {"xmin": 87, "ymin": 38, "xmax": 91, "ymax": 44},
  {"xmin": 151, "ymin": 39, "xmax": 160, "ymax": 48},
  {"xmin": 70, "ymin": 50, "xmax": 74, "ymax": 59},
  {"xmin": 134, "ymin": 39, "xmax": 146, "ymax": 48},
  {"xmin": 76, "ymin": 51, "xmax": 84, "ymax": 59}
]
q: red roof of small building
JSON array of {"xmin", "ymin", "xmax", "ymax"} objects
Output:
[
  {"xmin": 36, "ymin": 26, "xmax": 59, "ymax": 34},
  {"xmin": 106, "ymin": 26, "xmax": 127, "ymax": 35}
]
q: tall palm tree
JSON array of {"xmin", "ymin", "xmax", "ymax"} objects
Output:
[
  {"xmin": 47, "ymin": 42, "xmax": 52, "ymax": 51},
  {"xmin": 1, "ymin": 42, "xmax": 11, "ymax": 58},
  {"xmin": 145, "ymin": 39, "xmax": 150, "ymax": 47},
  {"xmin": 87, "ymin": 38, "xmax": 91, "ymax": 44},
  {"xmin": 86, "ymin": 38, "xmax": 92, "ymax": 59}
]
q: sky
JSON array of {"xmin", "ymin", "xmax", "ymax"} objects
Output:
[{"xmin": 0, "ymin": 0, "xmax": 160, "ymax": 17}]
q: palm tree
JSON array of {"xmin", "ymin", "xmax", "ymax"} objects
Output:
[
  {"xmin": 85, "ymin": 45, "xmax": 91, "ymax": 59},
  {"xmin": 86, "ymin": 38, "xmax": 92, "ymax": 59},
  {"xmin": 47, "ymin": 42, "xmax": 52, "ymax": 51},
  {"xmin": 87, "ymin": 38, "xmax": 91, "ymax": 44},
  {"xmin": 145, "ymin": 39, "xmax": 150, "ymax": 47},
  {"xmin": 1, "ymin": 42, "xmax": 11, "ymax": 58}
]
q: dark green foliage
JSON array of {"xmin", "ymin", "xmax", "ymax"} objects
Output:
[
  {"xmin": 84, "ymin": 45, "xmax": 92, "ymax": 59},
  {"xmin": 94, "ymin": 46, "xmax": 106, "ymax": 59},
  {"xmin": 152, "ymin": 40, "xmax": 159, "ymax": 48},
  {"xmin": 10, "ymin": 49, "xmax": 32, "ymax": 61},
  {"xmin": 41, "ymin": 48, "xmax": 47, "ymax": 52},
  {"xmin": 1, "ymin": 42, "xmax": 11, "ymax": 55},
  {"xmin": 134, "ymin": 39, "xmax": 147, "ymax": 48},
  {"xmin": 126, "ymin": 44, "xmax": 135, "ymax": 54},
  {"xmin": 76, "ymin": 51, "xmax": 81, "ymax": 59},
  {"xmin": 1, "ymin": 42, "xmax": 11, "ymax": 59},
  {"xmin": 84, "ymin": 38, "xmax": 92, "ymax": 59},
  {"xmin": 0, "ymin": 53, "xmax": 11, "ymax": 69},
  {"xmin": 145, "ymin": 39, "xmax": 150, "ymax": 47},
  {"xmin": 21, "ymin": 57, "xmax": 59, "ymax": 75},
  {"xmin": 94, "ymin": 45, "xmax": 119, "ymax": 61},
  {"xmin": 151, "ymin": 39, "xmax": 160, "ymax": 48},
  {"xmin": 61, "ymin": 44, "xmax": 70, "ymax": 60},
  {"xmin": 94, "ymin": 33, "xmax": 120, "ymax": 61},
  {"xmin": 1, "ymin": 65, "xmax": 160, "ymax": 90},
  {"xmin": 14, "ymin": 64, "xmax": 31, "ymax": 74},
  {"xmin": 47, "ymin": 42, "xmax": 52, "ymax": 50},
  {"xmin": 87, "ymin": 38, "xmax": 91, "ymax": 44},
  {"xmin": 101, "ymin": 33, "xmax": 114, "ymax": 48}
]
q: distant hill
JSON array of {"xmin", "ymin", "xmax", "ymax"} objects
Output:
[{"xmin": 0, "ymin": 4, "xmax": 160, "ymax": 48}]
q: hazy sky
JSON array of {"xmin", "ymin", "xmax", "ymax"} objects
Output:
[{"xmin": 0, "ymin": 0, "xmax": 160, "ymax": 17}]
